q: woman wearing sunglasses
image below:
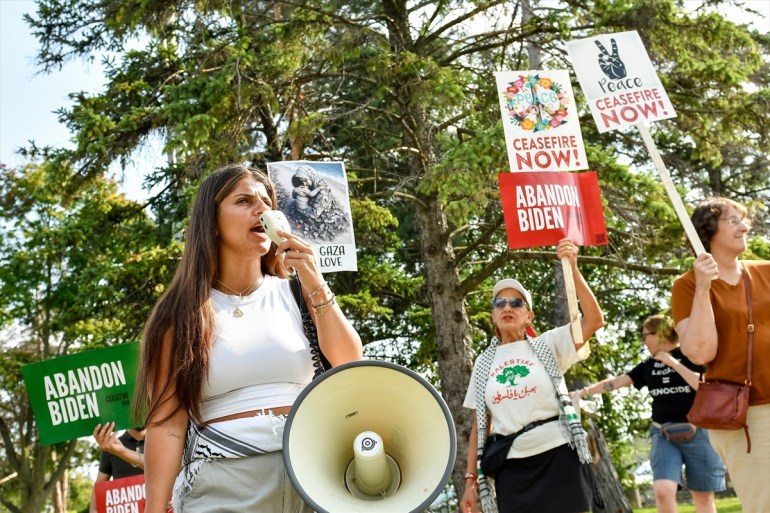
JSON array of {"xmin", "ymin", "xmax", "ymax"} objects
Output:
[
  {"xmin": 460, "ymin": 239, "xmax": 605, "ymax": 513},
  {"xmin": 575, "ymin": 314, "xmax": 725, "ymax": 513}
]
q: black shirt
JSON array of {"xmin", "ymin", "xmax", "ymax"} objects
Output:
[
  {"xmin": 98, "ymin": 431, "xmax": 144, "ymax": 479},
  {"xmin": 627, "ymin": 347, "xmax": 704, "ymax": 423}
]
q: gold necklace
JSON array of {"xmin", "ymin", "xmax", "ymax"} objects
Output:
[{"xmin": 216, "ymin": 275, "xmax": 264, "ymax": 318}]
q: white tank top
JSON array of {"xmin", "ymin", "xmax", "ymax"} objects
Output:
[{"xmin": 200, "ymin": 275, "xmax": 314, "ymax": 422}]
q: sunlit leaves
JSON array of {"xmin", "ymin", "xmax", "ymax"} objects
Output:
[
  {"xmin": 13, "ymin": 0, "xmax": 770, "ymax": 503},
  {"xmin": 0, "ymin": 161, "xmax": 166, "ymax": 351}
]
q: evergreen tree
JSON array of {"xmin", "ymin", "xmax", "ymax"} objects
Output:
[{"xmin": 4, "ymin": 0, "xmax": 766, "ymax": 509}]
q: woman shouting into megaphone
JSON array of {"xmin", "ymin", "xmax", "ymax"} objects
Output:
[
  {"xmin": 133, "ymin": 164, "xmax": 362, "ymax": 513},
  {"xmin": 461, "ymin": 239, "xmax": 604, "ymax": 513}
]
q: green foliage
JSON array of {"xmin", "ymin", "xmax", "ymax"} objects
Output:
[
  {"xmin": 0, "ymin": 162, "xmax": 167, "ymax": 349},
  {"xmin": 0, "ymin": 160, "xmax": 168, "ymax": 512},
  {"xmin": 419, "ymin": 121, "xmax": 506, "ymax": 227},
  {"xmin": 66, "ymin": 472, "xmax": 94, "ymax": 513},
  {"xmin": 8, "ymin": 0, "xmax": 769, "ymax": 509}
]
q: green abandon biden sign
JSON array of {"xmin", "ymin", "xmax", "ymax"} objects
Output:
[{"xmin": 21, "ymin": 343, "xmax": 140, "ymax": 446}]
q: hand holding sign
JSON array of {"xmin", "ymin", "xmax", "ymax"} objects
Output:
[
  {"xmin": 94, "ymin": 422, "xmax": 123, "ymax": 454},
  {"xmin": 93, "ymin": 422, "xmax": 144, "ymax": 469}
]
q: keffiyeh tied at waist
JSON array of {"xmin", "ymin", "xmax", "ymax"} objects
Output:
[{"xmin": 172, "ymin": 413, "xmax": 286, "ymax": 509}]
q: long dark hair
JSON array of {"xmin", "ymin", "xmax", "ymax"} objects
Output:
[{"xmin": 133, "ymin": 164, "xmax": 288, "ymax": 426}]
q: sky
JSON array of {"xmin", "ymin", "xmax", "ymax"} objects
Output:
[
  {"xmin": 1, "ymin": 0, "xmax": 769, "ymax": 201},
  {"xmin": 0, "ymin": 0, "xmax": 162, "ymax": 200},
  {"xmin": 0, "ymin": 1, "xmax": 81, "ymax": 163}
]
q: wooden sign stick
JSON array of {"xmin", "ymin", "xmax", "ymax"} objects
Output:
[
  {"xmin": 0, "ymin": 472, "xmax": 18, "ymax": 486},
  {"xmin": 637, "ymin": 123, "xmax": 706, "ymax": 256},
  {"xmin": 561, "ymin": 257, "xmax": 584, "ymax": 351}
]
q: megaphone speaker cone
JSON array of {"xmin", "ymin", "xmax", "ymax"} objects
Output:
[{"xmin": 283, "ymin": 360, "xmax": 457, "ymax": 513}]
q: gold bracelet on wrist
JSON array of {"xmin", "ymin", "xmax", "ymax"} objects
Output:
[
  {"xmin": 311, "ymin": 294, "xmax": 336, "ymax": 317},
  {"xmin": 131, "ymin": 452, "xmax": 143, "ymax": 468},
  {"xmin": 312, "ymin": 294, "xmax": 336, "ymax": 311},
  {"xmin": 307, "ymin": 281, "xmax": 327, "ymax": 299}
]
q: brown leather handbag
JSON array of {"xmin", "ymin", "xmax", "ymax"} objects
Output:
[{"xmin": 687, "ymin": 269, "xmax": 753, "ymax": 453}]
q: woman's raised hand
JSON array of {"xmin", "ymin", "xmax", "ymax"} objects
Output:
[
  {"xmin": 556, "ymin": 238, "xmax": 579, "ymax": 265},
  {"xmin": 275, "ymin": 230, "xmax": 325, "ymax": 292}
]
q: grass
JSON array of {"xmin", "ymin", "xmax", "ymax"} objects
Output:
[{"xmin": 633, "ymin": 496, "xmax": 742, "ymax": 513}]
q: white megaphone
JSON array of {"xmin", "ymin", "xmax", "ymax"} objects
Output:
[{"xmin": 283, "ymin": 360, "xmax": 457, "ymax": 513}]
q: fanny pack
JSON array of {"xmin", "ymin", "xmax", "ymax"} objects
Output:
[
  {"xmin": 658, "ymin": 422, "xmax": 697, "ymax": 443},
  {"xmin": 480, "ymin": 415, "xmax": 559, "ymax": 477}
]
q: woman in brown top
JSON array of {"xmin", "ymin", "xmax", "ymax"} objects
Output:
[{"xmin": 671, "ymin": 197, "xmax": 769, "ymax": 512}]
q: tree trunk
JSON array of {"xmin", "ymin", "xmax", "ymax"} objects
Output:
[
  {"xmin": 587, "ymin": 417, "xmax": 633, "ymax": 513},
  {"xmin": 9, "ymin": 438, "xmax": 78, "ymax": 513},
  {"xmin": 415, "ymin": 193, "xmax": 475, "ymax": 496},
  {"xmin": 522, "ymin": 0, "xmax": 543, "ymax": 69},
  {"xmin": 53, "ymin": 468, "xmax": 68, "ymax": 513},
  {"xmin": 555, "ymin": 264, "xmax": 630, "ymax": 512},
  {"xmin": 382, "ymin": 0, "xmax": 476, "ymax": 496}
]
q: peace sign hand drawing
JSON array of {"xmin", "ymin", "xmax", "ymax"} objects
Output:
[{"xmin": 595, "ymin": 38, "xmax": 627, "ymax": 79}]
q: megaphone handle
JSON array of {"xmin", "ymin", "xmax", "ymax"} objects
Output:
[{"xmin": 289, "ymin": 276, "xmax": 329, "ymax": 377}]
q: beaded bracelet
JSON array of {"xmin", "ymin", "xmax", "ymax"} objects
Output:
[
  {"xmin": 307, "ymin": 281, "xmax": 328, "ymax": 299},
  {"xmin": 311, "ymin": 293, "xmax": 336, "ymax": 311},
  {"xmin": 311, "ymin": 294, "xmax": 336, "ymax": 317}
]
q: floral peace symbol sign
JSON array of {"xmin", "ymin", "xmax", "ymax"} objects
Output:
[{"xmin": 502, "ymin": 74, "xmax": 570, "ymax": 133}]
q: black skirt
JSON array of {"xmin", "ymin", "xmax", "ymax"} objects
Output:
[{"xmin": 494, "ymin": 443, "xmax": 593, "ymax": 513}]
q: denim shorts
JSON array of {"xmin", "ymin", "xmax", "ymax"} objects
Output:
[{"xmin": 649, "ymin": 424, "xmax": 726, "ymax": 492}]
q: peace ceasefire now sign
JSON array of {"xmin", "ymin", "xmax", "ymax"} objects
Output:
[
  {"xmin": 567, "ymin": 31, "xmax": 706, "ymax": 256},
  {"xmin": 566, "ymin": 31, "xmax": 677, "ymax": 133}
]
